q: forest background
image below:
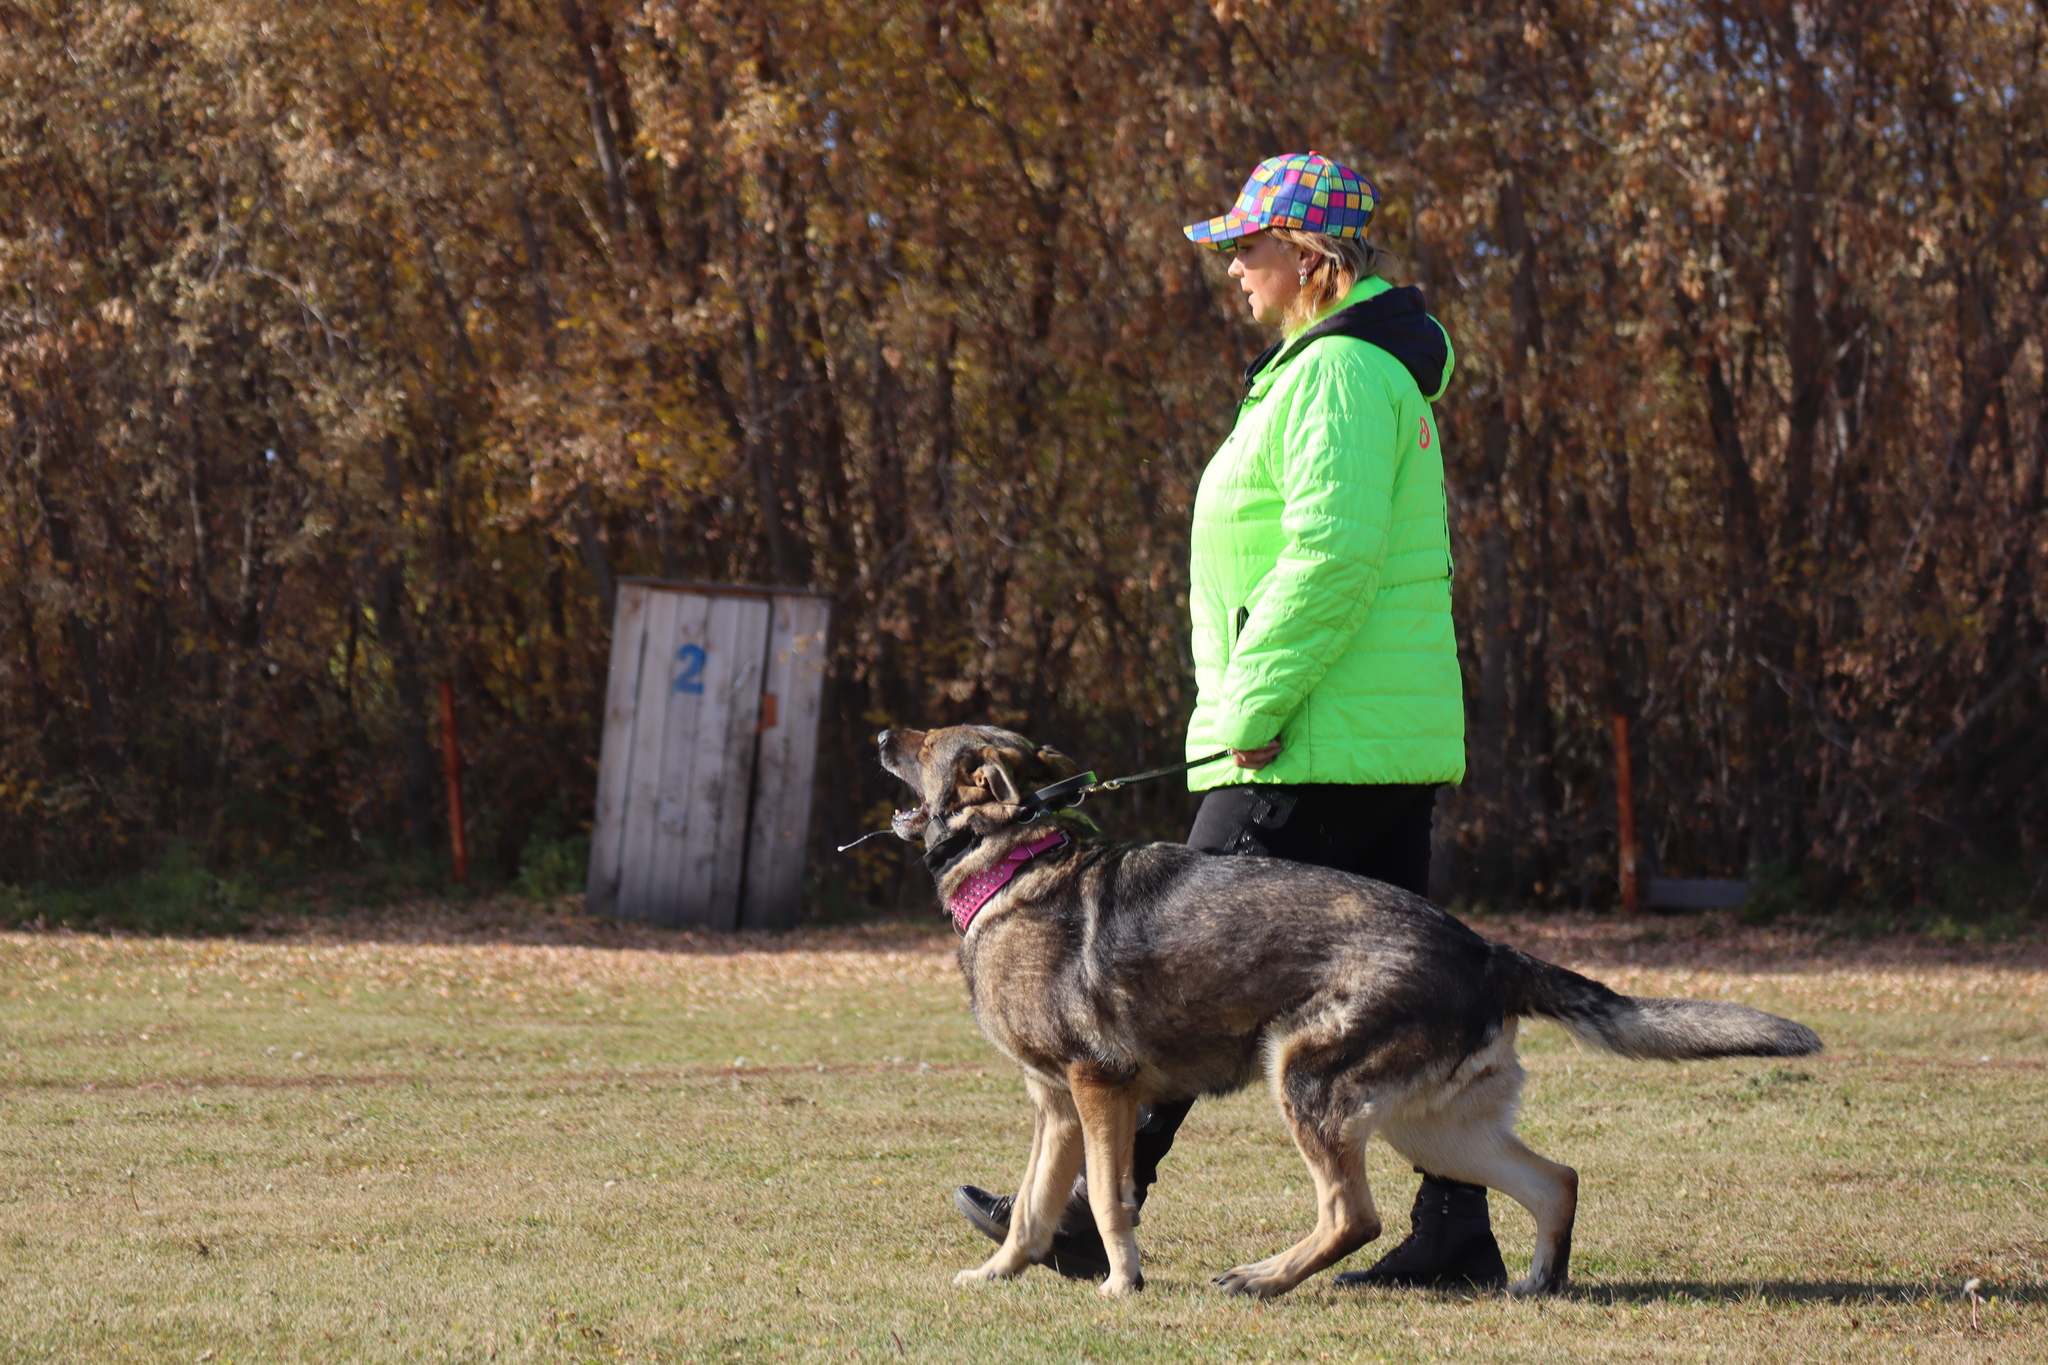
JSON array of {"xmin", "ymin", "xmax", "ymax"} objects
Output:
[{"xmin": 3, "ymin": 0, "xmax": 2045, "ymax": 922}]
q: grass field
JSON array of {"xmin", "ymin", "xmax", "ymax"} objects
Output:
[{"xmin": 0, "ymin": 900, "xmax": 2042, "ymax": 1363}]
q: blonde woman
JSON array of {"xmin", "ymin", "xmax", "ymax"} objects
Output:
[{"xmin": 955, "ymin": 153, "xmax": 1484, "ymax": 1290}]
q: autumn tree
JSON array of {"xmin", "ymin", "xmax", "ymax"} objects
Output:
[{"xmin": 2, "ymin": 0, "xmax": 2043, "ymax": 914}]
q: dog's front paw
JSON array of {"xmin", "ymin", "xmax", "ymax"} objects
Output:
[
  {"xmin": 954, "ymin": 1251, "xmax": 1028, "ymax": 1288},
  {"xmin": 1098, "ymin": 1271, "xmax": 1144, "ymax": 1298},
  {"xmin": 1506, "ymin": 1272, "xmax": 1566, "ymax": 1298},
  {"xmin": 1213, "ymin": 1260, "xmax": 1289, "ymax": 1300}
]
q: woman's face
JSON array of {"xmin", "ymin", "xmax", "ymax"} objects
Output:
[{"xmin": 1226, "ymin": 231, "xmax": 1312, "ymax": 329}]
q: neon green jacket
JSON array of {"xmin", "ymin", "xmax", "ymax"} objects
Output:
[{"xmin": 1186, "ymin": 276, "xmax": 1465, "ymax": 790}]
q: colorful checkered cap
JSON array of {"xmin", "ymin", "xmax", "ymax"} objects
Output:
[{"xmin": 1182, "ymin": 151, "xmax": 1379, "ymax": 249}]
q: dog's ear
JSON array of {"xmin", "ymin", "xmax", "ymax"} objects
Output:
[
  {"xmin": 971, "ymin": 746, "xmax": 1026, "ymax": 807},
  {"xmin": 1034, "ymin": 747, "xmax": 1080, "ymax": 781}
]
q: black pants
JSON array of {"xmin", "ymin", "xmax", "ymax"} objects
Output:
[
  {"xmin": 1183, "ymin": 782, "xmax": 1436, "ymax": 895},
  {"xmin": 1129, "ymin": 782, "xmax": 1438, "ymax": 1195}
]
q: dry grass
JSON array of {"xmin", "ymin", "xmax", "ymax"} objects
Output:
[{"xmin": 0, "ymin": 900, "xmax": 2042, "ymax": 1363}]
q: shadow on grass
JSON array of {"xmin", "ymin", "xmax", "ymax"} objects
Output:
[{"xmin": 1567, "ymin": 1280, "xmax": 2045, "ymax": 1305}]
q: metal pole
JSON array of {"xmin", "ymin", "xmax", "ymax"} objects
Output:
[
  {"xmin": 1613, "ymin": 712, "xmax": 1638, "ymax": 914},
  {"xmin": 439, "ymin": 678, "xmax": 468, "ymax": 884}
]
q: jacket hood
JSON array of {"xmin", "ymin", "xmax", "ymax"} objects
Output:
[{"xmin": 1241, "ymin": 283, "xmax": 1453, "ymax": 403}]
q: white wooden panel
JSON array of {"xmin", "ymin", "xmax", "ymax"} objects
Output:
[
  {"xmin": 592, "ymin": 580, "xmax": 827, "ymax": 932},
  {"xmin": 666, "ymin": 594, "xmax": 767, "ymax": 927},
  {"xmin": 650, "ymin": 592, "xmax": 720, "ymax": 925},
  {"xmin": 711, "ymin": 597, "xmax": 772, "ymax": 923},
  {"xmin": 741, "ymin": 593, "xmax": 830, "ymax": 929},
  {"xmin": 638, "ymin": 592, "xmax": 712, "ymax": 925},
  {"xmin": 613, "ymin": 587, "xmax": 685, "ymax": 922},
  {"xmin": 586, "ymin": 583, "xmax": 650, "ymax": 915},
  {"xmin": 651, "ymin": 594, "xmax": 713, "ymax": 924},
  {"xmin": 663, "ymin": 597, "xmax": 770, "ymax": 929}
]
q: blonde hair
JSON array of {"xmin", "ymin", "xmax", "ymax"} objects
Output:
[{"xmin": 1268, "ymin": 227, "xmax": 1384, "ymax": 334}]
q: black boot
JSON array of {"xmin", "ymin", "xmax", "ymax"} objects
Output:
[
  {"xmin": 951, "ymin": 1183, "xmax": 1111, "ymax": 1280},
  {"xmin": 951, "ymin": 1099, "xmax": 1195, "ymax": 1281},
  {"xmin": 1334, "ymin": 1172, "xmax": 1507, "ymax": 1290}
]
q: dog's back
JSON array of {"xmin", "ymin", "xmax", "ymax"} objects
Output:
[{"xmin": 962, "ymin": 837, "xmax": 1816, "ymax": 1102}]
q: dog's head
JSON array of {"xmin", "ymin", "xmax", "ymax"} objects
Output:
[{"xmin": 876, "ymin": 725, "xmax": 1081, "ymax": 849}]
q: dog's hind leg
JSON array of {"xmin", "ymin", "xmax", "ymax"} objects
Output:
[
  {"xmin": 1068, "ymin": 1063, "xmax": 1144, "ymax": 1297},
  {"xmin": 1380, "ymin": 1042, "xmax": 1578, "ymax": 1296},
  {"xmin": 954, "ymin": 1073, "xmax": 1084, "ymax": 1287},
  {"xmin": 1491, "ymin": 1136, "xmax": 1575, "ymax": 1296},
  {"xmin": 1214, "ymin": 1043, "xmax": 1383, "ymax": 1300},
  {"xmin": 1385, "ymin": 1120, "xmax": 1577, "ymax": 1296}
]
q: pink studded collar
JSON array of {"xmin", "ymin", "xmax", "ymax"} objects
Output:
[{"xmin": 947, "ymin": 830, "xmax": 1070, "ymax": 935}]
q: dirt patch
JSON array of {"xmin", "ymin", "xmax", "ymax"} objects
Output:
[
  {"xmin": 18, "ymin": 894, "xmax": 2045, "ymax": 973},
  {"xmin": 241, "ymin": 896, "xmax": 956, "ymax": 954},
  {"xmin": 1462, "ymin": 909, "xmax": 2048, "ymax": 973}
]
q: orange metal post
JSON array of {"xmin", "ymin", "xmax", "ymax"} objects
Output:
[
  {"xmin": 439, "ymin": 678, "xmax": 468, "ymax": 884},
  {"xmin": 1613, "ymin": 712, "xmax": 1638, "ymax": 914}
]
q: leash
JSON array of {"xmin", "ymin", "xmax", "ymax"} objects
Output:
[
  {"xmin": 1010, "ymin": 749, "xmax": 1234, "ymax": 818},
  {"xmin": 836, "ymin": 749, "xmax": 1234, "ymax": 856},
  {"xmin": 1092, "ymin": 749, "xmax": 1234, "ymax": 793}
]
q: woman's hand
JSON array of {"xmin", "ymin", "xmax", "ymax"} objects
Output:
[{"xmin": 1231, "ymin": 739, "xmax": 1283, "ymax": 770}]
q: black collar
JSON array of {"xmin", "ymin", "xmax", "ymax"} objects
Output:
[
  {"xmin": 920, "ymin": 768, "xmax": 1098, "ymax": 881},
  {"xmin": 923, "ymin": 827, "xmax": 980, "ymax": 878}
]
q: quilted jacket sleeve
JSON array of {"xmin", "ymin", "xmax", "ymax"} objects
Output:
[{"xmin": 1211, "ymin": 347, "xmax": 1396, "ymax": 749}]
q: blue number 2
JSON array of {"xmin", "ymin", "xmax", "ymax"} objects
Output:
[{"xmin": 673, "ymin": 643, "xmax": 706, "ymax": 694}]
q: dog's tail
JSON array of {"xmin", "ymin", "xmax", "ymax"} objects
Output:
[{"xmin": 1494, "ymin": 946, "xmax": 1822, "ymax": 1060}]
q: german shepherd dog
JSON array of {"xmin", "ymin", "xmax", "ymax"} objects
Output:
[{"xmin": 879, "ymin": 725, "xmax": 1823, "ymax": 1300}]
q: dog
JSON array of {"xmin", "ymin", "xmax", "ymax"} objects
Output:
[{"xmin": 878, "ymin": 724, "xmax": 1823, "ymax": 1300}]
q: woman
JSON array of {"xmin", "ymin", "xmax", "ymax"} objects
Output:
[{"xmin": 954, "ymin": 152, "xmax": 1493, "ymax": 1290}]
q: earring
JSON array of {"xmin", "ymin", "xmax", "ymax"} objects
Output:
[{"xmin": 1298, "ymin": 268, "xmax": 1308, "ymax": 286}]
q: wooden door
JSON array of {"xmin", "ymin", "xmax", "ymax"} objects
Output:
[
  {"xmin": 587, "ymin": 584, "xmax": 771, "ymax": 927},
  {"xmin": 739, "ymin": 593, "xmax": 831, "ymax": 928}
]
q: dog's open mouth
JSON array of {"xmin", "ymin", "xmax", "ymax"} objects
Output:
[{"xmin": 891, "ymin": 807, "xmax": 929, "ymax": 840}]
